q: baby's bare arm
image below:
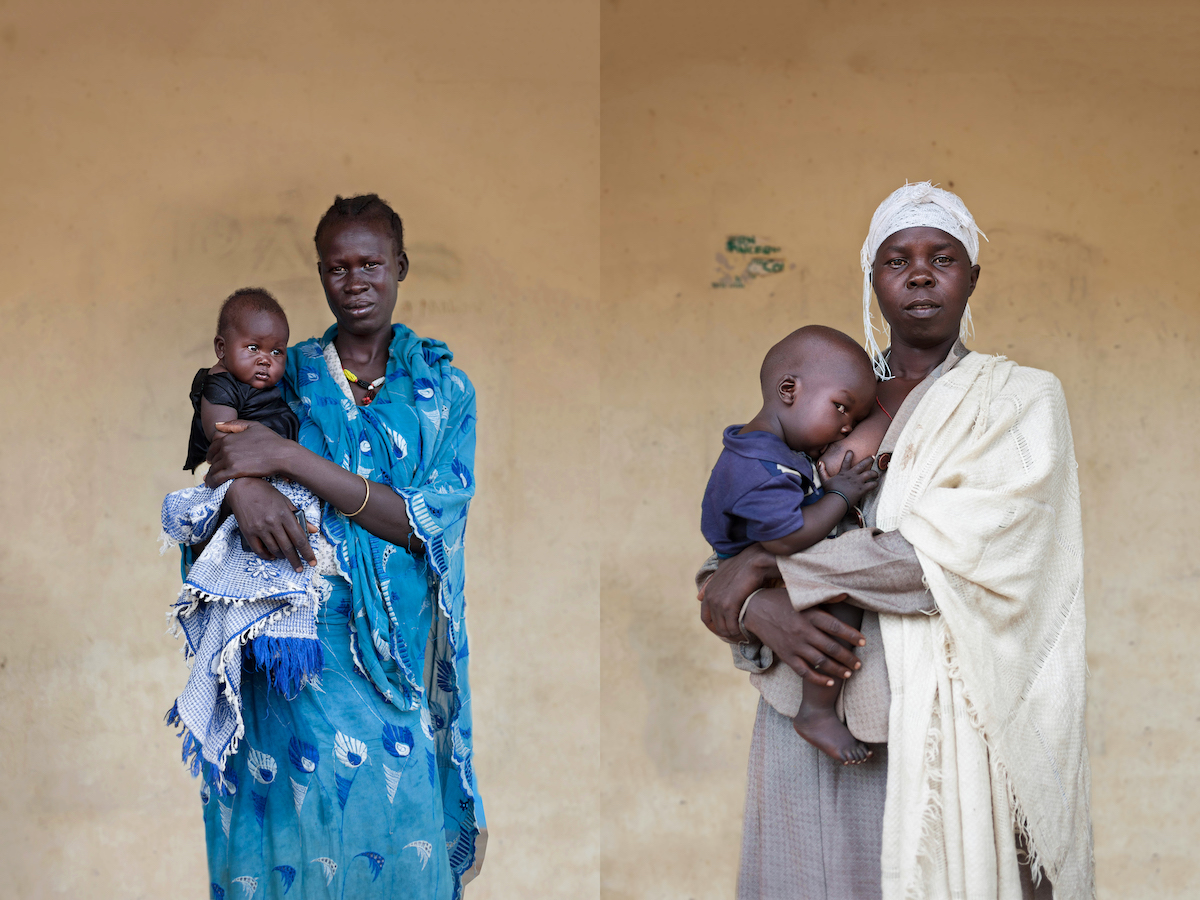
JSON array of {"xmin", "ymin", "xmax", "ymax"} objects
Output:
[
  {"xmin": 762, "ymin": 454, "xmax": 878, "ymax": 554},
  {"xmin": 200, "ymin": 396, "xmax": 238, "ymax": 441},
  {"xmin": 760, "ymin": 493, "xmax": 856, "ymax": 555}
]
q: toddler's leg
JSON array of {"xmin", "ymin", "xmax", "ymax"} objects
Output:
[{"xmin": 791, "ymin": 601, "xmax": 872, "ymax": 765}]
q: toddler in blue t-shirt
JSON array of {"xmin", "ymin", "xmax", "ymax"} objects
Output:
[{"xmin": 701, "ymin": 325, "xmax": 879, "ymax": 763}]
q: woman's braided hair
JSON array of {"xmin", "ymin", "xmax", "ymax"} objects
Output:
[{"xmin": 313, "ymin": 194, "xmax": 405, "ymax": 259}]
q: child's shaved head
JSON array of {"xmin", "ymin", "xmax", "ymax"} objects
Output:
[
  {"xmin": 760, "ymin": 325, "xmax": 873, "ymax": 400},
  {"xmin": 217, "ymin": 287, "xmax": 287, "ymax": 338}
]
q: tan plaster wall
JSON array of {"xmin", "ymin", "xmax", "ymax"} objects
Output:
[
  {"xmin": 600, "ymin": 2, "xmax": 1200, "ymax": 899},
  {"xmin": 0, "ymin": 2, "xmax": 598, "ymax": 897}
]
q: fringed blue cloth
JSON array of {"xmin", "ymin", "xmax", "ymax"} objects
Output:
[
  {"xmin": 162, "ymin": 477, "xmax": 328, "ymax": 791},
  {"xmin": 166, "ymin": 324, "xmax": 483, "ymax": 900}
]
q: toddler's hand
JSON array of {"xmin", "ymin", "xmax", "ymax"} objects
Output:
[
  {"xmin": 818, "ymin": 452, "xmax": 878, "ymax": 508},
  {"xmin": 818, "ymin": 442, "xmax": 853, "ymax": 476}
]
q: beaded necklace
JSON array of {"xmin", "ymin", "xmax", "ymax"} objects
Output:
[{"xmin": 343, "ymin": 368, "xmax": 386, "ymax": 406}]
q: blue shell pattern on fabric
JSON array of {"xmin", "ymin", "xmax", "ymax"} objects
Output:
[{"xmin": 202, "ymin": 324, "xmax": 481, "ymax": 900}]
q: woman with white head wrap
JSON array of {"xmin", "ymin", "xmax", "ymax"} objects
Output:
[
  {"xmin": 860, "ymin": 182, "xmax": 987, "ymax": 379},
  {"xmin": 699, "ymin": 183, "xmax": 1092, "ymax": 899}
]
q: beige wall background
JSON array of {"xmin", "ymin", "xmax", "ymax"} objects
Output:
[
  {"xmin": 0, "ymin": 1, "xmax": 598, "ymax": 897},
  {"xmin": 600, "ymin": 2, "xmax": 1199, "ymax": 899}
]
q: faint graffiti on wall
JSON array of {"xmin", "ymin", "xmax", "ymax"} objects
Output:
[{"xmin": 712, "ymin": 235, "xmax": 787, "ymax": 288}]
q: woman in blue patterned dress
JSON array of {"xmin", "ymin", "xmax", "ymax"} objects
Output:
[{"xmin": 196, "ymin": 194, "xmax": 484, "ymax": 900}]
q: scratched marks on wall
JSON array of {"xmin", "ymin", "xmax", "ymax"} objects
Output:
[
  {"xmin": 406, "ymin": 242, "xmax": 464, "ymax": 283},
  {"xmin": 712, "ymin": 235, "xmax": 788, "ymax": 288},
  {"xmin": 176, "ymin": 213, "xmax": 314, "ymax": 280}
]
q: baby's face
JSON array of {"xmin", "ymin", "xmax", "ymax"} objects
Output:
[
  {"xmin": 216, "ymin": 309, "xmax": 289, "ymax": 389},
  {"xmin": 782, "ymin": 364, "xmax": 876, "ymax": 457}
]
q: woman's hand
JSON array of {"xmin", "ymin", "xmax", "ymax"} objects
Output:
[
  {"xmin": 224, "ymin": 477, "xmax": 317, "ymax": 572},
  {"xmin": 205, "ymin": 420, "xmax": 296, "ymax": 486},
  {"xmin": 699, "ymin": 544, "xmax": 781, "ymax": 641},
  {"xmin": 207, "ymin": 421, "xmax": 422, "ymax": 552},
  {"xmin": 742, "ymin": 588, "xmax": 866, "ymax": 687}
]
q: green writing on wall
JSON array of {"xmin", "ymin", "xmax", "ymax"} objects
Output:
[
  {"xmin": 713, "ymin": 235, "xmax": 787, "ymax": 288},
  {"xmin": 726, "ymin": 235, "xmax": 782, "ymax": 255}
]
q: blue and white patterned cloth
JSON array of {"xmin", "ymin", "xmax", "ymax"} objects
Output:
[
  {"xmin": 164, "ymin": 323, "xmax": 483, "ymax": 899},
  {"xmin": 163, "ymin": 476, "xmax": 328, "ymax": 790}
]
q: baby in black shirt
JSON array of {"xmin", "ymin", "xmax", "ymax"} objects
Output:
[{"xmin": 184, "ymin": 288, "xmax": 299, "ymax": 473}]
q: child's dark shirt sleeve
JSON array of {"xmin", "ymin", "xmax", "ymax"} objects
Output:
[
  {"xmin": 701, "ymin": 430, "xmax": 820, "ymax": 556},
  {"xmin": 730, "ymin": 473, "xmax": 812, "ymax": 543},
  {"xmin": 185, "ymin": 371, "xmax": 300, "ymax": 474},
  {"xmin": 201, "ymin": 371, "xmax": 244, "ymax": 409}
]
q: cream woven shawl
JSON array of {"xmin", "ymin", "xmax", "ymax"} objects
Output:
[{"xmin": 875, "ymin": 351, "xmax": 1093, "ymax": 900}]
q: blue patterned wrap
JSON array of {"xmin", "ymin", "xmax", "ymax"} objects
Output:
[{"xmin": 163, "ymin": 475, "xmax": 328, "ymax": 793}]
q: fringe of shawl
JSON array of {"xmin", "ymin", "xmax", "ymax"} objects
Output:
[
  {"xmin": 908, "ymin": 708, "xmax": 946, "ymax": 900},
  {"xmin": 164, "ymin": 581, "xmax": 327, "ymax": 793},
  {"xmin": 921, "ymin": 619, "xmax": 1096, "ymax": 897},
  {"xmin": 165, "ymin": 701, "xmax": 234, "ymax": 794},
  {"xmin": 938, "ymin": 622, "xmax": 1047, "ymax": 891},
  {"xmin": 248, "ymin": 634, "xmax": 326, "ymax": 699}
]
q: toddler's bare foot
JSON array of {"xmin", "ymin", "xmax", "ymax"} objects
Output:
[{"xmin": 792, "ymin": 705, "xmax": 873, "ymax": 765}]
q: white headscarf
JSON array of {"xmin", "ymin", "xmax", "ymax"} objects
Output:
[{"xmin": 860, "ymin": 182, "xmax": 987, "ymax": 379}]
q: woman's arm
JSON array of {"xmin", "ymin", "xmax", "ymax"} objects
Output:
[
  {"xmin": 205, "ymin": 422, "xmax": 419, "ymax": 555},
  {"xmin": 698, "ymin": 547, "xmax": 868, "ymax": 685},
  {"xmin": 774, "ymin": 528, "xmax": 933, "ymax": 615},
  {"xmin": 698, "ymin": 543, "xmax": 780, "ymax": 640},
  {"xmin": 699, "ymin": 530, "xmax": 932, "ymax": 685},
  {"xmin": 697, "ymin": 543, "xmax": 863, "ymax": 674}
]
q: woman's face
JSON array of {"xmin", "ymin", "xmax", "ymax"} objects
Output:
[
  {"xmin": 871, "ymin": 226, "xmax": 980, "ymax": 349},
  {"xmin": 316, "ymin": 218, "xmax": 409, "ymax": 337}
]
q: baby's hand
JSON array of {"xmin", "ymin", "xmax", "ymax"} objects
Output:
[
  {"xmin": 818, "ymin": 442, "xmax": 854, "ymax": 476},
  {"xmin": 818, "ymin": 452, "xmax": 879, "ymax": 508}
]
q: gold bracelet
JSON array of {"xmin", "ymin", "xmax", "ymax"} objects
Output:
[{"xmin": 345, "ymin": 474, "xmax": 371, "ymax": 517}]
